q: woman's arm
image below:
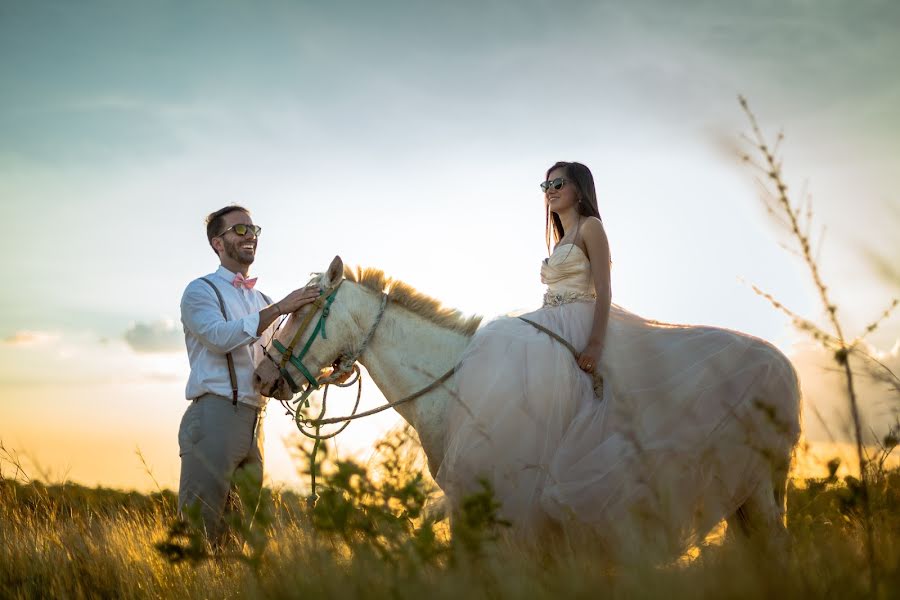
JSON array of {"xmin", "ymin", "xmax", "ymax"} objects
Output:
[{"xmin": 577, "ymin": 217, "xmax": 612, "ymax": 373}]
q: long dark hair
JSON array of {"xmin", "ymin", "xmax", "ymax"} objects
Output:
[{"xmin": 544, "ymin": 161, "xmax": 602, "ymax": 253}]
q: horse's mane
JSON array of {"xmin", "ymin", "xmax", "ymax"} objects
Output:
[{"xmin": 343, "ymin": 266, "xmax": 482, "ymax": 336}]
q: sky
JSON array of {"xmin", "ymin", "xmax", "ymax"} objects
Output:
[{"xmin": 1, "ymin": 0, "xmax": 898, "ymax": 491}]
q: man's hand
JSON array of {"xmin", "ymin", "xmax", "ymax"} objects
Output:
[
  {"xmin": 257, "ymin": 284, "xmax": 321, "ymax": 336},
  {"xmin": 275, "ymin": 285, "xmax": 321, "ymax": 315}
]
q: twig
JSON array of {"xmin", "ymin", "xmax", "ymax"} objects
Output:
[
  {"xmin": 0, "ymin": 441, "xmax": 32, "ymax": 483},
  {"xmin": 849, "ymin": 299, "xmax": 900, "ymax": 350},
  {"xmin": 135, "ymin": 446, "xmax": 164, "ymax": 496},
  {"xmin": 739, "ymin": 95, "xmax": 878, "ymax": 591}
]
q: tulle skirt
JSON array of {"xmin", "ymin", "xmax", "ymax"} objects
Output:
[{"xmin": 435, "ymin": 301, "xmax": 800, "ymax": 555}]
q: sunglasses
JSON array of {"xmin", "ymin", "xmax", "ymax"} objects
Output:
[
  {"xmin": 540, "ymin": 177, "xmax": 570, "ymax": 192},
  {"xmin": 218, "ymin": 223, "xmax": 262, "ymax": 237}
]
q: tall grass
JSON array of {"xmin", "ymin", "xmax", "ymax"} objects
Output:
[{"xmin": 2, "ymin": 424, "xmax": 899, "ymax": 599}]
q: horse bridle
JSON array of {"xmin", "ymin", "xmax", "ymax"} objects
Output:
[
  {"xmin": 262, "ymin": 276, "xmax": 595, "ymax": 509},
  {"xmin": 263, "ymin": 278, "xmax": 389, "ymax": 407},
  {"xmin": 260, "ymin": 278, "xmax": 387, "ymax": 507}
]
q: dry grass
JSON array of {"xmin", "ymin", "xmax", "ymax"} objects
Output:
[{"xmin": 2, "ymin": 428, "xmax": 899, "ymax": 599}]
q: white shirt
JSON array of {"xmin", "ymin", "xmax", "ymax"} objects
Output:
[{"xmin": 180, "ymin": 265, "xmax": 275, "ymax": 408}]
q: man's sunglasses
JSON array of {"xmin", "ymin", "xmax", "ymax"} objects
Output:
[
  {"xmin": 540, "ymin": 177, "xmax": 570, "ymax": 192},
  {"xmin": 218, "ymin": 224, "xmax": 262, "ymax": 237}
]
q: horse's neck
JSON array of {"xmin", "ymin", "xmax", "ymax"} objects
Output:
[{"xmin": 357, "ymin": 299, "xmax": 471, "ymax": 475}]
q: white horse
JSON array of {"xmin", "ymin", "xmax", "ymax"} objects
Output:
[{"xmin": 253, "ymin": 256, "xmax": 801, "ymax": 556}]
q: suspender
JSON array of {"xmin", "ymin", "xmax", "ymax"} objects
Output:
[
  {"xmin": 198, "ymin": 276, "xmax": 273, "ymax": 406},
  {"xmin": 199, "ymin": 277, "xmax": 238, "ymax": 406}
]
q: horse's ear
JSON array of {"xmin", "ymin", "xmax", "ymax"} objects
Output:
[{"xmin": 325, "ymin": 255, "xmax": 343, "ymax": 287}]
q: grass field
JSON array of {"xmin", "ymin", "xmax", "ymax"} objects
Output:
[{"xmin": 2, "ymin": 426, "xmax": 898, "ymax": 600}]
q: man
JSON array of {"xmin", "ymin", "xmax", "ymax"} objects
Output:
[{"xmin": 178, "ymin": 205, "xmax": 319, "ymax": 545}]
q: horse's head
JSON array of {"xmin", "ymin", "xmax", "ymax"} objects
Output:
[{"xmin": 254, "ymin": 255, "xmax": 367, "ymax": 401}]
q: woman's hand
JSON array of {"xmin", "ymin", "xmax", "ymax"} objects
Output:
[{"xmin": 577, "ymin": 341, "xmax": 603, "ymax": 374}]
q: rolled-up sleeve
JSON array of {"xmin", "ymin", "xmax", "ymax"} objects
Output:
[{"xmin": 180, "ymin": 281, "xmax": 260, "ymax": 354}]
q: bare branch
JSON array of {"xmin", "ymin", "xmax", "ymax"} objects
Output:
[
  {"xmin": 739, "ymin": 96, "xmax": 877, "ymax": 589},
  {"xmin": 749, "ymin": 283, "xmax": 840, "ymax": 347},
  {"xmin": 849, "ymin": 299, "xmax": 900, "ymax": 349}
]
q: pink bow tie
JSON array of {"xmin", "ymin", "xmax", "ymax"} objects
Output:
[{"xmin": 232, "ymin": 272, "xmax": 258, "ymax": 289}]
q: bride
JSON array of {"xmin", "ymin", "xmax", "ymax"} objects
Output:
[{"xmin": 435, "ymin": 161, "xmax": 801, "ymax": 557}]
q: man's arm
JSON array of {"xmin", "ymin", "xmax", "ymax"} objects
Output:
[
  {"xmin": 256, "ymin": 304, "xmax": 282, "ymax": 337},
  {"xmin": 182, "ymin": 281, "xmax": 324, "ymax": 351},
  {"xmin": 181, "ymin": 282, "xmax": 262, "ymax": 354}
]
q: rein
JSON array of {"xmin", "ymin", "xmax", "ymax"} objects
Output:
[
  {"xmin": 265, "ymin": 281, "xmax": 458, "ymax": 506},
  {"xmin": 263, "ymin": 280, "xmax": 386, "ymax": 421},
  {"xmin": 519, "ymin": 316, "xmax": 605, "ymax": 397},
  {"xmin": 264, "ymin": 280, "xmax": 598, "ymax": 507},
  {"xmin": 304, "ymin": 366, "xmax": 458, "ymax": 426}
]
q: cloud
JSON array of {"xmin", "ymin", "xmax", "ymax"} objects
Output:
[
  {"xmin": 792, "ymin": 339, "xmax": 900, "ymax": 443},
  {"xmin": 123, "ymin": 320, "xmax": 183, "ymax": 354},
  {"xmin": 141, "ymin": 371, "xmax": 183, "ymax": 382},
  {"xmin": 2, "ymin": 330, "xmax": 61, "ymax": 346}
]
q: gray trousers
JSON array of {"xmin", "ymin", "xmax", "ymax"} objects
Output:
[{"xmin": 177, "ymin": 394, "xmax": 265, "ymax": 544}]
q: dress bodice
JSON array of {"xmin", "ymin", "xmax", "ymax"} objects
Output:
[{"xmin": 541, "ymin": 244, "xmax": 596, "ymax": 306}]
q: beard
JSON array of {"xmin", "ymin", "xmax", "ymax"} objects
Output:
[{"xmin": 224, "ymin": 237, "xmax": 255, "ymax": 266}]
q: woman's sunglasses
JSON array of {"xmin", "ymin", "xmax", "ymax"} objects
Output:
[
  {"xmin": 540, "ymin": 177, "xmax": 569, "ymax": 192},
  {"xmin": 218, "ymin": 223, "xmax": 262, "ymax": 237}
]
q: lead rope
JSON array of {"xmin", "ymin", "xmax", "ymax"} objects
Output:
[
  {"xmin": 290, "ymin": 293, "xmax": 386, "ymax": 508},
  {"xmin": 300, "ymin": 363, "xmax": 457, "ymax": 508},
  {"xmin": 302, "ymin": 366, "xmax": 363, "ymax": 507},
  {"xmin": 302, "ymin": 366, "xmax": 457, "ymax": 426},
  {"xmin": 303, "ymin": 316, "xmax": 596, "ymax": 430},
  {"xmin": 294, "ymin": 312, "xmax": 601, "ymax": 507}
]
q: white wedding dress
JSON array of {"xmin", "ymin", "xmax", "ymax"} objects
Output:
[{"xmin": 436, "ymin": 243, "xmax": 801, "ymax": 556}]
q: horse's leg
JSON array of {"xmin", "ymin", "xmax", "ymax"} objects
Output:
[{"xmin": 726, "ymin": 464, "xmax": 791, "ymax": 560}]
